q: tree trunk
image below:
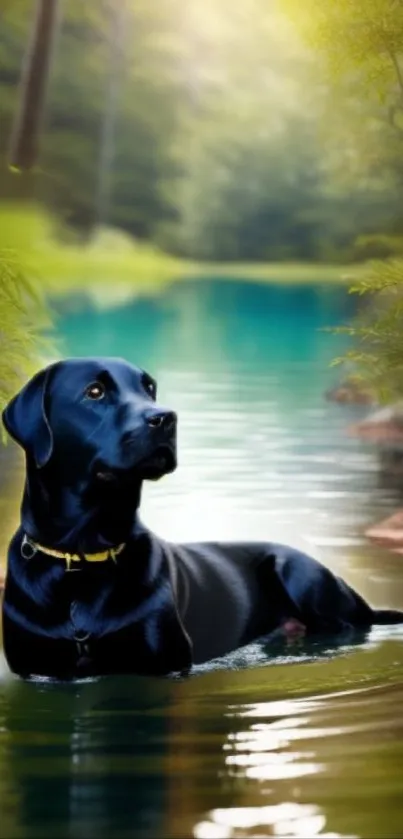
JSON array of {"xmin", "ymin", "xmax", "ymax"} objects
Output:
[{"xmin": 8, "ymin": 0, "xmax": 61, "ymax": 171}]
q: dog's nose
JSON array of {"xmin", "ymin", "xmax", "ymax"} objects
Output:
[{"xmin": 146, "ymin": 410, "xmax": 177, "ymax": 432}]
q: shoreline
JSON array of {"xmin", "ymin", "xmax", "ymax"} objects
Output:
[
  {"xmin": 44, "ymin": 259, "xmax": 355, "ymax": 309},
  {"xmin": 0, "ymin": 200, "xmax": 360, "ymax": 297},
  {"xmin": 345, "ymin": 403, "xmax": 403, "ymax": 555},
  {"xmin": 44, "ymin": 257, "xmax": 354, "ymax": 294}
]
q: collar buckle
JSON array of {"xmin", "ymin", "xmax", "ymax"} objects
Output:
[{"xmin": 21, "ymin": 534, "xmax": 38, "ymax": 560}]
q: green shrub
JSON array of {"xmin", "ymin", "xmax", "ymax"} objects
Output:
[
  {"xmin": 0, "ymin": 251, "xmax": 53, "ymax": 419},
  {"xmin": 332, "ymin": 258, "xmax": 403, "ymax": 403},
  {"xmin": 352, "ymin": 235, "xmax": 403, "ymax": 263}
]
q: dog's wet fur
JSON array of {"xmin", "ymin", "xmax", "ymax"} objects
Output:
[{"xmin": 2, "ymin": 357, "xmax": 402, "ymax": 680}]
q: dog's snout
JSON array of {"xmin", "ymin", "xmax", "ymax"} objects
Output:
[{"xmin": 146, "ymin": 410, "xmax": 177, "ymax": 432}]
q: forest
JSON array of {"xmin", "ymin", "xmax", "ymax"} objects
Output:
[
  {"xmin": 1, "ymin": 0, "xmax": 402, "ymax": 264},
  {"xmin": 1, "ymin": 0, "xmax": 403, "ymax": 404}
]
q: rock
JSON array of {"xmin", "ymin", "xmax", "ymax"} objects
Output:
[
  {"xmin": 378, "ymin": 449, "xmax": 403, "ymax": 478},
  {"xmin": 325, "ymin": 378, "xmax": 374, "ymax": 405},
  {"xmin": 349, "ymin": 402, "xmax": 403, "ymax": 446},
  {"xmin": 366, "ymin": 509, "xmax": 403, "ymax": 552}
]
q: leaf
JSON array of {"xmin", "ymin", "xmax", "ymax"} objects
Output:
[{"xmin": 0, "ymin": 251, "xmax": 55, "ymax": 419}]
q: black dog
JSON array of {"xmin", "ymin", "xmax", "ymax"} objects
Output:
[{"xmin": 2, "ymin": 356, "xmax": 403, "ymax": 680}]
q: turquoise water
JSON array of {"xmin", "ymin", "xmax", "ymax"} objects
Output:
[{"xmin": 1, "ymin": 279, "xmax": 403, "ymax": 838}]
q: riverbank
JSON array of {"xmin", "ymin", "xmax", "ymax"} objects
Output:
[
  {"xmin": 39, "ymin": 250, "xmax": 356, "ymax": 298},
  {"xmin": 47, "ymin": 258, "xmax": 355, "ymax": 310},
  {"xmin": 345, "ymin": 403, "xmax": 403, "ymax": 554},
  {"xmin": 1, "ymin": 203, "xmax": 359, "ymax": 305}
]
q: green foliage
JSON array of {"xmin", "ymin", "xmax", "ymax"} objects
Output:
[
  {"xmin": 1, "ymin": 0, "xmax": 401, "ymax": 262},
  {"xmin": 171, "ymin": 0, "xmax": 401, "ymax": 262},
  {"xmin": 0, "ymin": 203, "xmax": 350, "ymax": 303},
  {"xmin": 281, "ymin": 0, "xmax": 403, "ymax": 189},
  {"xmin": 0, "ymin": 203, "xmax": 188, "ymax": 299},
  {"xmin": 352, "ymin": 234, "xmax": 403, "ymax": 262},
  {"xmin": 281, "ymin": 0, "xmax": 403, "ymax": 401},
  {"xmin": 331, "ymin": 259, "xmax": 403, "ymax": 401},
  {"xmin": 0, "ymin": 251, "xmax": 53, "ymax": 420},
  {"xmin": 0, "ymin": 0, "xmax": 183, "ymax": 239}
]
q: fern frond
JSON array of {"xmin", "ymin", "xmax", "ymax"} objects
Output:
[
  {"xmin": 331, "ymin": 257, "xmax": 403, "ymax": 403},
  {"xmin": 0, "ymin": 251, "xmax": 55, "ymax": 428}
]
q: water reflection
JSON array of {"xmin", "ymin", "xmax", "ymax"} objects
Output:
[
  {"xmin": 0, "ymin": 675, "xmax": 176, "ymax": 839},
  {"xmin": 192, "ymin": 683, "xmax": 398, "ymax": 839},
  {"xmin": 1, "ymin": 639, "xmax": 403, "ymax": 837},
  {"xmin": 194, "ymin": 804, "xmax": 348, "ymax": 838}
]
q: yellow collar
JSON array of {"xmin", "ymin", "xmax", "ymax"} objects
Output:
[{"xmin": 22, "ymin": 534, "xmax": 126, "ymax": 571}]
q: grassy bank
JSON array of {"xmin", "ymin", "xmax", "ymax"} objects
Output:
[
  {"xmin": 0, "ymin": 204, "xmax": 356, "ymax": 306},
  {"xmin": 189, "ymin": 261, "xmax": 354, "ymax": 283}
]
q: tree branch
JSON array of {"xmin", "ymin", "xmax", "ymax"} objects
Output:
[
  {"xmin": 388, "ymin": 104, "xmax": 403, "ymax": 136},
  {"xmin": 388, "ymin": 47, "xmax": 403, "ymax": 96}
]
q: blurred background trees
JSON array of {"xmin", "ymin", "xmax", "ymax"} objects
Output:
[
  {"xmin": 2, "ymin": 0, "xmax": 403, "ymax": 405},
  {"xmin": 1, "ymin": 0, "xmax": 402, "ymax": 264},
  {"xmin": 281, "ymin": 0, "xmax": 403, "ymax": 400}
]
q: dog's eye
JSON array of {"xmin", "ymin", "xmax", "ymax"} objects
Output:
[
  {"xmin": 85, "ymin": 382, "xmax": 105, "ymax": 400},
  {"xmin": 143, "ymin": 378, "xmax": 156, "ymax": 399}
]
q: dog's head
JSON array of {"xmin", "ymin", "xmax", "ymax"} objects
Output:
[{"xmin": 2, "ymin": 357, "xmax": 177, "ymax": 484}]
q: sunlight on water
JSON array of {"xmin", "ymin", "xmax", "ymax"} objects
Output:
[
  {"xmin": 194, "ymin": 805, "xmax": 352, "ymax": 838},
  {"xmin": 190, "ymin": 680, "xmax": 403, "ymax": 838}
]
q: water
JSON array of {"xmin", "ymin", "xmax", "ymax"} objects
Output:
[{"xmin": 1, "ymin": 278, "xmax": 403, "ymax": 838}]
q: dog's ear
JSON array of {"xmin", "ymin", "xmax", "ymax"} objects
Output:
[{"xmin": 2, "ymin": 365, "xmax": 57, "ymax": 468}]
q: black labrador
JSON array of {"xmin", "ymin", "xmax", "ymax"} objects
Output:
[{"xmin": 2, "ymin": 356, "xmax": 403, "ymax": 680}]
